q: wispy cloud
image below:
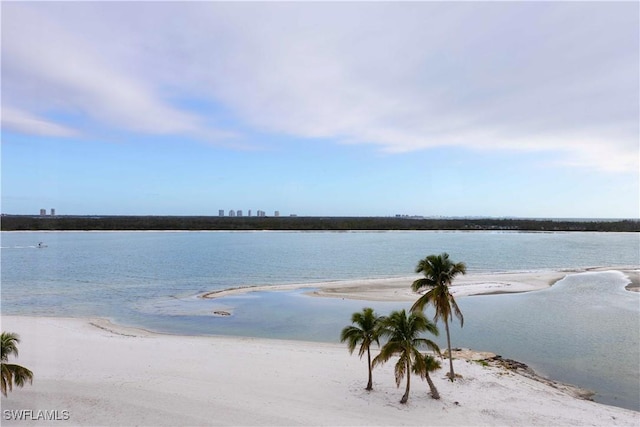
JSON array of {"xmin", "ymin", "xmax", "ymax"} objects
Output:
[
  {"xmin": 2, "ymin": 107, "xmax": 79, "ymax": 138},
  {"xmin": 2, "ymin": 4, "xmax": 227, "ymax": 141},
  {"xmin": 2, "ymin": 2, "xmax": 637, "ymax": 172}
]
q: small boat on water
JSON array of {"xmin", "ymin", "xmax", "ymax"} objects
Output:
[{"xmin": 37, "ymin": 242, "xmax": 48, "ymax": 248}]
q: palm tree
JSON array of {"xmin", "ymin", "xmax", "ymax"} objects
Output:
[
  {"xmin": 340, "ymin": 307, "xmax": 381, "ymax": 391},
  {"xmin": 411, "ymin": 252, "xmax": 466, "ymax": 381},
  {"xmin": 373, "ymin": 309, "xmax": 439, "ymax": 404},
  {"xmin": 1, "ymin": 332, "xmax": 33, "ymax": 397},
  {"xmin": 413, "ymin": 353, "xmax": 442, "ymax": 399}
]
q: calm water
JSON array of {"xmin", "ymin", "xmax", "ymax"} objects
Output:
[{"xmin": 1, "ymin": 231, "xmax": 639, "ymax": 411}]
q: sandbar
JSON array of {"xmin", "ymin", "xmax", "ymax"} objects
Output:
[{"xmin": 201, "ymin": 267, "xmax": 640, "ymax": 302}]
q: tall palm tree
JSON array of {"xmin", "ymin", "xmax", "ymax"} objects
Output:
[
  {"xmin": 411, "ymin": 252, "xmax": 466, "ymax": 381},
  {"xmin": 1, "ymin": 332, "xmax": 33, "ymax": 397},
  {"xmin": 412, "ymin": 353, "xmax": 442, "ymax": 400},
  {"xmin": 372, "ymin": 309, "xmax": 439, "ymax": 404},
  {"xmin": 340, "ymin": 307, "xmax": 381, "ymax": 391}
]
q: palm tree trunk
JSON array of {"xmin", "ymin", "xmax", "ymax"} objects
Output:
[
  {"xmin": 445, "ymin": 319, "xmax": 455, "ymax": 381},
  {"xmin": 425, "ymin": 373, "xmax": 440, "ymax": 399},
  {"xmin": 401, "ymin": 358, "xmax": 411, "ymax": 404},
  {"xmin": 366, "ymin": 347, "xmax": 373, "ymax": 391}
]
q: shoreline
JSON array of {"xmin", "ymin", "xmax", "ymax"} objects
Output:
[
  {"xmin": 1, "ymin": 315, "xmax": 637, "ymax": 426},
  {"xmin": 3, "ymin": 216, "xmax": 639, "ymax": 233},
  {"xmin": 69, "ymin": 318, "xmax": 602, "ymax": 402},
  {"xmin": 621, "ymin": 268, "xmax": 640, "ymax": 292},
  {"xmin": 201, "ymin": 266, "xmax": 640, "ymax": 302},
  {"xmin": 445, "ymin": 349, "xmax": 596, "ymax": 402}
]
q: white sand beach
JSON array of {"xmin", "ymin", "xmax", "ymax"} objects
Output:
[{"xmin": 1, "ymin": 315, "xmax": 638, "ymax": 426}]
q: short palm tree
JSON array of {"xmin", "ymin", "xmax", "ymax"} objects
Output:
[
  {"xmin": 1, "ymin": 332, "xmax": 33, "ymax": 397},
  {"xmin": 411, "ymin": 253, "xmax": 466, "ymax": 381},
  {"xmin": 340, "ymin": 307, "xmax": 381, "ymax": 391},
  {"xmin": 373, "ymin": 309, "xmax": 439, "ymax": 404},
  {"xmin": 412, "ymin": 353, "xmax": 442, "ymax": 399}
]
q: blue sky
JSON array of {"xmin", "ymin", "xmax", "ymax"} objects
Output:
[{"xmin": 2, "ymin": 2, "xmax": 638, "ymax": 218}]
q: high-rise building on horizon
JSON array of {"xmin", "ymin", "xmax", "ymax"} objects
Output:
[{"xmin": 219, "ymin": 210, "xmax": 224, "ymax": 217}]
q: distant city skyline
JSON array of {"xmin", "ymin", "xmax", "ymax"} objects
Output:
[
  {"xmin": 12, "ymin": 208, "xmax": 639, "ymax": 221},
  {"xmin": 2, "ymin": 2, "xmax": 638, "ymax": 219}
]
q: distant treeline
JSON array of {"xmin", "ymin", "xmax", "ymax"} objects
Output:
[{"xmin": 1, "ymin": 215, "xmax": 639, "ymax": 232}]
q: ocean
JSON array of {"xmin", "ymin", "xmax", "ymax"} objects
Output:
[{"xmin": 1, "ymin": 230, "xmax": 638, "ymax": 411}]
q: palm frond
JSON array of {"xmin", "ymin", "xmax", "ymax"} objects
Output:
[
  {"xmin": 1, "ymin": 363, "xmax": 33, "ymax": 397},
  {"xmin": 394, "ymin": 353, "xmax": 408, "ymax": 387},
  {"xmin": 451, "ymin": 261, "xmax": 467, "ymax": 277},
  {"xmin": 340, "ymin": 307, "xmax": 381, "ymax": 357},
  {"xmin": 414, "ymin": 353, "xmax": 442, "ymax": 376},
  {"xmin": 424, "ymin": 354, "xmax": 442, "ymax": 371},
  {"xmin": 1, "ymin": 332, "xmax": 20, "ymax": 362},
  {"xmin": 374, "ymin": 309, "xmax": 442, "ymax": 401},
  {"xmin": 339, "ymin": 326, "xmax": 361, "ymax": 354},
  {"xmin": 1, "ymin": 332, "xmax": 34, "ymax": 397},
  {"xmin": 410, "ymin": 292, "xmax": 429, "ymax": 313},
  {"xmin": 358, "ymin": 339, "xmax": 372, "ymax": 358},
  {"xmin": 3, "ymin": 364, "xmax": 33, "ymax": 388},
  {"xmin": 413, "ymin": 338, "xmax": 441, "ymax": 354},
  {"xmin": 420, "ymin": 317, "xmax": 439, "ymax": 336},
  {"xmin": 1, "ymin": 364, "xmax": 10, "ymax": 397},
  {"xmin": 411, "ymin": 277, "xmax": 434, "ymax": 292},
  {"xmin": 373, "ymin": 341, "xmax": 403, "ymax": 367},
  {"xmin": 411, "ymin": 352, "xmax": 426, "ymax": 378},
  {"xmin": 450, "ymin": 296, "xmax": 464, "ymax": 327}
]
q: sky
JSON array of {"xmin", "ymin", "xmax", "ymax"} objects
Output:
[{"xmin": 1, "ymin": 2, "xmax": 639, "ymax": 219}]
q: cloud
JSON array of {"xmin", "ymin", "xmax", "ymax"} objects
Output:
[
  {"xmin": 2, "ymin": 2, "xmax": 638, "ymax": 172},
  {"xmin": 1, "ymin": 4, "xmax": 229, "ymax": 141},
  {"xmin": 2, "ymin": 107, "xmax": 79, "ymax": 138}
]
